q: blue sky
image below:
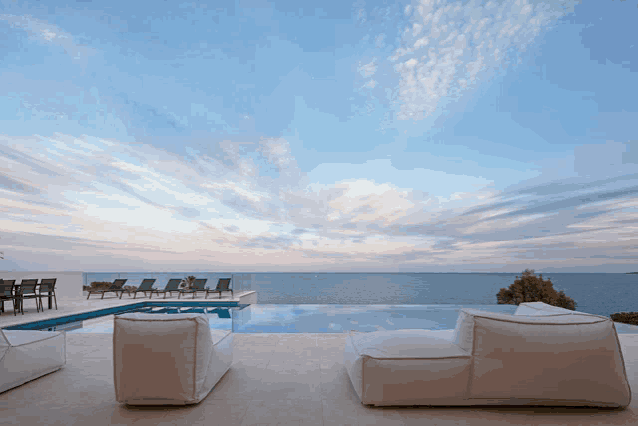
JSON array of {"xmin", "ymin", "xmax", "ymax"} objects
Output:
[{"xmin": 1, "ymin": 0, "xmax": 637, "ymax": 272}]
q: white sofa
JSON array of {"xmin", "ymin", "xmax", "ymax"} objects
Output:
[
  {"xmin": 0, "ymin": 329, "xmax": 66, "ymax": 394},
  {"xmin": 113, "ymin": 313, "xmax": 233, "ymax": 405},
  {"xmin": 344, "ymin": 302, "xmax": 632, "ymax": 407}
]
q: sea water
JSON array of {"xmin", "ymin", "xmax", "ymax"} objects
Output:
[{"xmin": 84, "ymin": 272, "xmax": 638, "ymax": 318}]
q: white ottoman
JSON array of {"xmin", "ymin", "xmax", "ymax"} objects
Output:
[
  {"xmin": 0, "ymin": 329, "xmax": 66, "ymax": 394},
  {"xmin": 113, "ymin": 313, "xmax": 233, "ymax": 405}
]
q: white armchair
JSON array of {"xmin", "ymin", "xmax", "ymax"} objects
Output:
[
  {"xmin": 0, "ymin": 329, "xmax": 66, "ymax": 394},
  {"xmin": 113, "ymin": 313, "xmax": 233, "ymax": 405},
  {"xmin": 344, "ymin": 302, "xmax": 631, "ymax": 407}
]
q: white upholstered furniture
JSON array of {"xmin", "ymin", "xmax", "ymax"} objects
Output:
[
  {"xmin": 344, "ymin": 302, "xmax": 631, "ymax": 407},
  {"xmin": 0, "ymin": 329, "xmax": 66, "ymax": 394},
  {"xmin": 113, "ymin": 313, "xmax": 233, "ymax": 405}
]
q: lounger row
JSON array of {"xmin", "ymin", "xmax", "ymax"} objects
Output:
[{"xmin": 86, "ymin": 278, "xmax": 233, "ymax": 300}]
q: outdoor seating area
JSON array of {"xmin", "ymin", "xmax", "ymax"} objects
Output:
[
  {"xmin": 0, "ymin": 278, "xmax": 59, "ymax": 316},
  {"xmin": 1, "ymin": 297, "xmax": 637, "ymax": 424},
  {"xmin": 205, "ymin": 278, "xmax": 234, "ymax": 299},
  {"xmin": 178, "ymin": 278, "xmax": 208, "ymax": 299},
  {"xmin": 1, "ymin": 303, "xmax": 638, "ymax": 425},
  {"xmin": 86, "ymin": 279, "xmax": 128, "ymax": 299},
  {"xmin": 113, "ymin": 312, "xmax": 233, "ymax": 405},
  {"xmin": 345, "ymin": 302, "xmax": 632, "ymax": 407},
  {"xmin": 83, "ymin": 277, "xmax": 235, "ymax": 301}
]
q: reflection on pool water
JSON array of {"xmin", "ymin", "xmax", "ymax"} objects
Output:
[
  {"xmin": 53, "ymin": 304, "xmax": 638, "ymax": 334},
  {"xmin": 234, "ymin": 304, "xmax": 517, "ymax": 333},
  {"xmin": 65, "ymin": 304, "xmax": 524, "ymax": 334},
  {"xmin": 68, "ymin": 306, "xmax": 237, "ymax": 333}
]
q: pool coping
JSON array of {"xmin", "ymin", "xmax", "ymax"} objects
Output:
[
  {"xmin": 5, "ymin": 295, "xmax": 638, "ymax": 334},
  {"xmin": 2, "ymin": 299, "xmax": 247, "ymax": 330},
  {"xmin": 1, "ymin": 291, "xmax": 257, "ymax": 330}
]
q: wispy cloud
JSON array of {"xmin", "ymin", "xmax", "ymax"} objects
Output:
[
  {"xmin": 0, "ymin": 14, "xmax": 97, "ymax": 68},
  {"xmin": 1, "ymin": 135, "xmax": 636, "ymax": 272},
  {"xmin": 361, "ymin": 0, "xmax": 580, "ymax": 121},
  {"xmin": 0, "ymin": 1, "xmax": 635, "ymax": 273}
]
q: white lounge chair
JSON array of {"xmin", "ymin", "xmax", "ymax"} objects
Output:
[
  {"xmin": 0, "ymin": 329, "xmax": 66, "ymax": 394},
  {"xmin": 344, "ymin": 302, "xmax": 631, "ymax": 407},
  {"xmin": 113, "ymin": 313, "xmax": 233, "ymax": 405}
]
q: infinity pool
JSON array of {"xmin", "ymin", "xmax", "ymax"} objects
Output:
[
  {"xmin": 13, "ymin": 304, "xmax": 518, "ymax": 334},
  {"xmin": 8, "ymin": 303, "xmax": 638, "ymax": 334},
  {"xmin": 235, "ymin": 304, "xmax": 638, "ymax": 334}
]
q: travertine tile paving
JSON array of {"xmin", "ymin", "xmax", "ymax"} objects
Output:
[
  {"xmin": 3, "ymin": 332, "xmax": 638, "ymax": 425},
  {"xmin": 3, "ymin": 295, "xmax": 638, "ymax": 425}
]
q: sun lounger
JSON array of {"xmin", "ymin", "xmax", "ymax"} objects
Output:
[
  {"xmin": 205, "ymin": 278, "xmax": 233, "ymax": 299},
  {"xmin": 0, "ymin": 328, "xmax": 66, "ymax": 394},
  {"xmin": 344, "ymin": 302, "xmax": 631, "ymax": 407},
  {"xmin": 129, "ymin": 279, "xmax": 156, "ymax": 299},
  {"xmin": 86, "ymin": 279, "xmax": 128, "ymax": 300},
  {"xmin": 113, "ymin": 313, "xmax": 233, "ymax": 405},
  {"xmin": 149, "ymin": 279, "xmax": 181, "ymax": 299},
  {"xmin": 178, "ymin": 278, "xmax": 208, "ymax": 299}
]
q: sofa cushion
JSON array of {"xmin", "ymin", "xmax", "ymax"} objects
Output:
[
  {"xmin": 113, "ymin": 313, "xmax": 233, "ymax": 405},
  {"xmin": 463, "ymin": 309, "xmax": 631, "ymax": 407},
  {"xmin": 344, "ymin": 306, "xmax": 632, "ymax": 407},
  {"xmin": 349, "ymin": 329, "xmax": 461, "ymax": 358},
  {"xmin": 345, "ymin": 329, "xmax": 472, "ymax": 406}
]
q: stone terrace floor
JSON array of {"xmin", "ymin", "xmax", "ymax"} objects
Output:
[{"xmin": 3, "ymin": 296, "xmax": 638, "ymax": 425}]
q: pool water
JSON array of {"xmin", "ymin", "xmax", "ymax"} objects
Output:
[
  {"xmin": 66, "ymin": 306, "xmax": 238, "ymax": 333},
  {"xmin": 234, "ymin": 304, "xmax": 518, "ymax": 333},
  {"xmin": 12, "ymin": 303, "xmax": 638, "ymax": 334},
  {"xmin": 61, "ymin": 304, "xmax": 519, "ymax": 334}
]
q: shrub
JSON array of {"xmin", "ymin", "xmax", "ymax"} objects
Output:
[
  {"xmin": 180, "ymin": 276, "xmax": 197, "ymax": 290},
  {"xmin": 610, "ymin": 312, "xmax": 638, "ymax": 326},
  {"xmin": 497, "ymin": 269, "xmax": 577, "ymax": 310},
  {"xmin": 85, "ymin": 281, "xmax": 113, "ymax": 291}
]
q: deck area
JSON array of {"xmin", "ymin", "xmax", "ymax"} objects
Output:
[
  {"xmin": 1, "ymin": 332, "xmax": 638, "ymax": 425},
  {"xmin": 3, "ymin": 296, "xmax": 638, "ymax": 425}
]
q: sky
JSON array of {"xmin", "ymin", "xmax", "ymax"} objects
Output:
[{"xmin": 0, "ymin": 0, "xmax": 637, "ymax": 273}]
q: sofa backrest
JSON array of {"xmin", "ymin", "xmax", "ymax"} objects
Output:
[
  {"xmin": 113, "ymin": 313, "xmax": 214, "ymax": 402},
  {"xmin": 455, "ymin": 308, "xmax": 631, "ymax": 406}
]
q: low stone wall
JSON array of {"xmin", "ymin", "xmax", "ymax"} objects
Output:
[{"xmin": 611, "ymin": 312, "xmax": 638, "ymax": 326}]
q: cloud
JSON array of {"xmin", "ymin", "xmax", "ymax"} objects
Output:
[
  {"xmin": 0, "ymin": 14, "xmax": 97, "ymax": 68},
  {"xmin": 362, "ymin": 0, "xmax": 580, "ymax": 121},
  {"xmin": 0, "ymin": 173, "xmax": 41, "ymax": 194},
  {"xmin": 358, "ymin": 60, "xmax": 378, "ymax": 78},
  {"xmin": 1, "ymin": 134, "xmax": 637, "ymax": 272}
]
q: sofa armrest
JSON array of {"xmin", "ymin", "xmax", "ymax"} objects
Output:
[{"xmin": 0, "ymin": 330, "xmax": 66, "ymax": 394}]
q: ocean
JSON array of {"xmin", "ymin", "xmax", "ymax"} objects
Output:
[{"xmin": 84, "ymin": 272, "xmax": 638, "ymax": 318}]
